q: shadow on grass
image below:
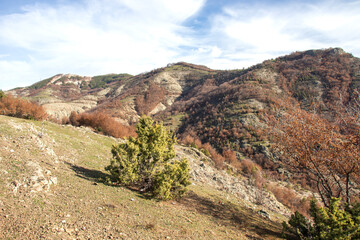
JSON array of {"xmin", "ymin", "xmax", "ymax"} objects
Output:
[
  {"xmin": 134, "ymin": 191, "xmax": 155, "ymax": 200},
  {"xmin": 65, "ymin": 162, "xmax": 157, "ymax": 200},
  {"xmin": 179, "ymin": 191, "xmax": 284, "ymax": 239},
  {"xmin": 65, "ymin": 162, "xmax": 111, "ymax": 184}
]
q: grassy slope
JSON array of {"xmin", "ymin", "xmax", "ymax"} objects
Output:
[{"xmin": 0, "ymin": 115, "xmax": 283, "ymax": 239}]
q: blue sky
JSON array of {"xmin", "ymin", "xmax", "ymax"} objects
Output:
[{"xmin": 0, "ymin": 0, "xmax": 359, "ymax": 90}]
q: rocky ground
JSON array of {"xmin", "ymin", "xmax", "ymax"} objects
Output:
[{"xmin": 176, "ymin": 145, "xmax": 291, "ymax": 217}]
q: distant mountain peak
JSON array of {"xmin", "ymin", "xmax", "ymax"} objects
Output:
[
  {"xmin": 166, "ymin": 62, "xmax": 217, "ymax": 72},
  {"xmin": 279, "ymin": 47, "xmax": 351, "ymax": 62}
]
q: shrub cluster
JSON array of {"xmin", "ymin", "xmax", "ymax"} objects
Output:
[
  {"xmin": 106, "ymin": 116, "xmax": 191, "ymax": 200},
  {"xmin": 67, "ymin": 111, "xmax": 136, "ymax": 138},
  {"xmin": 89, "ymin": 74, "xmax": 132, "ymax": 89},
  {"xmin": 267, "ymin": 183, "xmax": 310, "ymax": 216},
  {"xmin": 0, "ymin": 93, "xmax": 47, "ymax": 120}
]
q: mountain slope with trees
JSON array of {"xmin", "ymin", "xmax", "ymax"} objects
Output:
[
  {"xmin": 6, "ymin": 47, "xmax": 360, "ymax": 206},
  {"xmin": 3, "ymin": 47, "xmax": 360, "ymax": 238}
]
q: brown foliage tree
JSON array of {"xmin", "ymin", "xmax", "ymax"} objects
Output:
[
  {"xmin": 0, "ymin": 94, "xmax": 47, "ymax": 120},
  {"xmin": 135, "ymin": 83, "xmax": 167, "ymax": 115},
  {"xmin": 68, "ymin": 111, "xmax": 136, "ymax": 138},
  {"xmin": 268, "ymin": 101, "xmax": 360, "ymax": 207}
]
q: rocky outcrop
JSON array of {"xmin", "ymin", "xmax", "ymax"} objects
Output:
[{"xmin": 174, "ymin": 145, "xmax": 291, "ymax": 216}]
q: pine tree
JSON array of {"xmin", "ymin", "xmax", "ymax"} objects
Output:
[
  {"xmin": 283, "ymin": 198, "xmax": 360, "ymax": 239},
  {"xmin": 106, "ymin": 116, "xmax": 191, "ymax": 200}
]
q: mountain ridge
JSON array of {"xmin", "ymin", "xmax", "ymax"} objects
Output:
[{"xmin": 8, "ymin": 48, "xmax": 358, "ymax": 120}]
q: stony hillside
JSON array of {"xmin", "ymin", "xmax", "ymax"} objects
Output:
[
  {"xmin": 8, "ymin": 73, "xmax": 133, "ymax": 120},
  {"xmin": 0, "ymin": 115, "xmax": 290, "ymax": 239},
  {"xmin": 7, "ymin": 62, "xmax": 214, "ymax": 123},
  {"xmin": 10, "ymin": 48, "xmax": 360, "ymax": 126},
  {"xmin": 7, "ymin": 48, "xmax": 360, "ymax": 187}
]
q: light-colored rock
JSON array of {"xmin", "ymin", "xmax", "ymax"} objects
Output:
[
  {"xmin": 115, "ymin": 85, "xmax": 125, "ymax": 96},
  {"xmin": 50, "ymin": 177, "xmax": 58, "ymax": 185},
  {"xmin": 174, "ymin": 145, "xmax": 291, "ymax": 216},
  {"xmin": 149, "ymin": 103, "xmax": 167, "ymax": 115},
  {"xmin": 97, "ymin": 88, "xmax": 111, "ymax": 96},
  {"xmin": 153, "ymin": 71, "xmax": 192, "ymax": 93}
]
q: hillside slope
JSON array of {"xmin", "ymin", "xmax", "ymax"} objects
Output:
[
  {"xmin": 0, "ymin": 115, "xmax": 286, "ymax": 239},
  {"xmin": 7, "ymin": 73, "xmax": 133, "ymax": 120},
  {"xmin": 7, "ymin": 62, "xmax": 213, "ymax": 123},
  {"xmin": 7, "ymin": 48, "xmax": 360, "ymax": 188},
  {"xmin": 10, "ymin": 48, "xmax": 360, "ymax": 125}
]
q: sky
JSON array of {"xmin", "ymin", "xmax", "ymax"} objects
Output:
[{"xmin": 0, "ymin": 0, "xmax": 360, "ymax": 90}]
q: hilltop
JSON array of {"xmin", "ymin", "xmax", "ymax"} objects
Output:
[{"xmin": 0, "ymin": 115, "xmax": 288, "ymax": 239}]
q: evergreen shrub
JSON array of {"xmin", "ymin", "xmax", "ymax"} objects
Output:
[{"xmin": 106, "ymin": 116, "xmax": 191, "ymax": 200}]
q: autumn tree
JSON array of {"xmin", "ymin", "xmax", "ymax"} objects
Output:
[
  {"xmin": 106, "ymin": 116, "xmax": 191, "ymax": 200},
  {"xmin": 0, "ymin": 93, "xmax": 47, "ymax": 120},
  {"xmin": 269, "ymin": 101, "xmax": 360, "ymax": 207},
  {"xmin": 68, "ymin": 111, "xmax": 135, "ymax": 138}
]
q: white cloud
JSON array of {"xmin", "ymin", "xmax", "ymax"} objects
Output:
[
  {"xmin": 0, "ymin": 0, "xmax": 205, "ymax": 90},
  {"xmin": 0, "ymin": 0, "xmax": 360, "ymax": 90},
  {"xmin": 0, "ymin": 60, "xmax": 38, "ymax": 90},
  {"xmin": 193, "ymin": 0, "xmax": 360, "ymax": 69}
]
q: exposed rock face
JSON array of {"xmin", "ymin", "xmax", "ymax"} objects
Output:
[
  {"xmin": 149, "ymin": 102, "xmax": 167, "ymax": 115},
  {"xmin": 42, "ymin": 95, "xmax": 99, "ymax": 120},
  {"xmin": 153, "ymin": 71, "xmax": 184, "ymax": 93},
  {"xmin": 2, "ymin": 118, "xmax": 59, "ymax": 196},
  {"xmin": 7, "ymin": 74, "xmax": 101, "ymax": 120},
  {"xmin": 8, "ymin": 63, "xmax": 211, "ymax": 122},
  {"xmin": 175, "ymin": 145, "xmax": 291, "ymax": 216}
]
